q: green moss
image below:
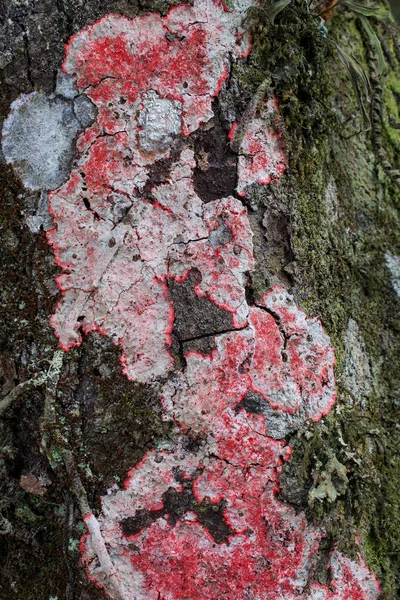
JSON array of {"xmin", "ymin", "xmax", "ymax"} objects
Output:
[
  {"xmin": 242, "ymin": 0, "xmax": 335, "ymax": 171},
  {"xmin": 246, "ymin": 2, "xmax": 400, "ymax": 596}
]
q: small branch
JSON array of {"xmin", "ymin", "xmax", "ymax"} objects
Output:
[
  {"xmin": 39, "ymin": 351, "xmax": 130, "ymax": 600},
  {"xmin": 0, "ymin": 351, "xmax": 65, "ymax": 418},
  {"xmin": 63, "ymin": 501, "xmax": 75, "ymax": 600},
  {"xmin": 0, "ymin": 379, "xmax": 36, "ymax": 417}
]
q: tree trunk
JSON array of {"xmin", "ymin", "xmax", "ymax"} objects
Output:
[{"xmin": 0, "ymin": 1, "xmax": 399, "ymax": 599}]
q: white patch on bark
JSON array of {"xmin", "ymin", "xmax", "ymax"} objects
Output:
[
  {"xmin": 138, "ymin": 91, "xmax": 182, "ymax": 154},
  {"xmin": 324, "ymin": 175, "xmax": 340, "ymax": 222},
  {"xmin": 385, "ymin": 250, "xmax": 400, "ymax": 297}
]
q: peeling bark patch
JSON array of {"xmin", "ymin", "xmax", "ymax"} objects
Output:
[
  {"xmin": 168, "ymin": 269, "xmax": 234, "ymax": 354},
  {"xmin": 192, "ymin": 115, "xmax": 238, "ymax": 202},
  {"xmin": 121, "ymin": 480, "xmax": 234, "ymax": 544}
]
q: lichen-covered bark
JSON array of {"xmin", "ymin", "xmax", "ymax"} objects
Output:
[{"xmin": 0, "ymin": 0, "xmax": 399, "ymax": 599}]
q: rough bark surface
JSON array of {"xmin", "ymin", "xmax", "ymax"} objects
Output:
[{"xmin": 0, "ymin": 0, "xmax": 399, "ymax": 599}]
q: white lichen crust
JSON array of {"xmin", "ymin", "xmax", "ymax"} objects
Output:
[{"xmin": 48, "ymin": 149, "xmax": 253, "ymax": 382}]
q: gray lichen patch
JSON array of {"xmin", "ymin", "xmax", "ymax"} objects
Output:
[
  {"xmin": 73, "ymin": 94, "xmax": 98, "ymax": 129},
  {"xmin": 385, "ymin": 251, "xmax": 400, "ymax": 297},
  {"xmin": 168, "ymin": 270, "xmax": 234, "ymax": 351},
  {"xmin": 1, "ymin": 92, "xmax": 81, "ymax": 191},
  {"xmin": 138, "ymin": 91, "xmax": 181, "ymax": 154},
  {"xmin": 55, "ymin": 71, "xmax": 78, "ymax": 100},
  {"xmin": 107, "ymin": 193, "xmax": 133, "ymax": 226},
  {"xmin": 235, "ymin": 390, "xmax": 306, "ymax": 440},
  {"xmin": 208, "ymin": 220, "xmax": 233, "ymax": 249},
  {"xmin": 25, "ymin": 191, "xmax": 53, "ymax": 233}
]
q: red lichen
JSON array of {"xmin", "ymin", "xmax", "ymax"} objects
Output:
[
  {"xmin": 41, "ymin": 1, "xmax": 380, "ymax": 597},
  {"xmin": 308, "ymin": 551, "xmax": 381, "ymax": 600},
  {"xmin": 250, "ymin": 287, "xmax": 337, "ymax": 420},
  {"xmin": 120, "ymin": 461, "xmax": 320, "ymax": 600},
  {"xmin": 80, "ymin": 311, "xmax": 377, "ymax": 600},
  {"xmin": 162, "ymin": 288, "xmax": 336, "ymax": 443},
  {"xmin": 63, "ymin": 1, "xmax": 251, "ymax": 137},
  {"xmin": 47, "ymin": 149, "xmax": 253, "ymax": 382},
  {"xmin": 48, "ymin": 0, "xmax": 255, "ymax": 382}
]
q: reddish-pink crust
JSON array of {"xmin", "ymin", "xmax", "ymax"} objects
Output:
[
  {"xmin": 122, "ymin": 468, "xmax": 320, "ymax": 600},
  {"xmin": 42, "ymin": 1, "xmax": 379, "ymax": 597},
  {"xmin": 47, "ymin": 148, "xmax": 254, "ymax": 382},
  {"xmin": 48, "ymin": 0, "xmax": 255, "ymax": 382},
  {"xmin": 249, "ymin": 287, "xmax": 337, "ymax": 419},
  {"xmin": 62, "ymin": 1, "xmax": 251, "ymax": 136},
  {"xmin": 79, "ymin": 322, "xmax": 376, "ymax": 600},
  {"xmin": 308, "ymin": 552, "xmax": 381, "ymax": 600}
]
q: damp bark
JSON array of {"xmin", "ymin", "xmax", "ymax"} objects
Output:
[{"xmin": 0, "ymin": 1, "xmax": 399, "ymax": 600}]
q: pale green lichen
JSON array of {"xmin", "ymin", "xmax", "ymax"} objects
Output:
[{"xmin": 308, "ymin": 456, "xmax": 349, "ymax": 506}]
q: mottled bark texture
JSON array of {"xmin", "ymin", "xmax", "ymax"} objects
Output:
[{"xmin": 0, "ymin": 0, "xmax": 399, "ymax": 599}]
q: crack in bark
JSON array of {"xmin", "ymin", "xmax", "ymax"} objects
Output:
[{"xmin": 178, "ymin": 323, "xmax": 248, "ymax": 344}]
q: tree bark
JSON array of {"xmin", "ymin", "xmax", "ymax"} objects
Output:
[{"xmin": 0, "ymin": 1, "xmax": 399, "ymax": 599}]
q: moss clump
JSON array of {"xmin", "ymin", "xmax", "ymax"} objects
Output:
[
  {"xmin": 245, "ymin": 2, "xmax": 400, "ymax": 597},
  {"xmin": 243, "ymin": 0, "xmax": 335, "ymax": 170}
]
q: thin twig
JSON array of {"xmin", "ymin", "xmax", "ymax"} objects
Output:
[
  {"xmin": 230, "ymin": 78, "xmax": 271, "ymax": 153},
  {"xmin": 0, "ymin": 379, "xmax": 36, "ymax": 417},
  {"xmin": 40, "ymin": 351, "xmax": 130, "ymax": 600}
]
